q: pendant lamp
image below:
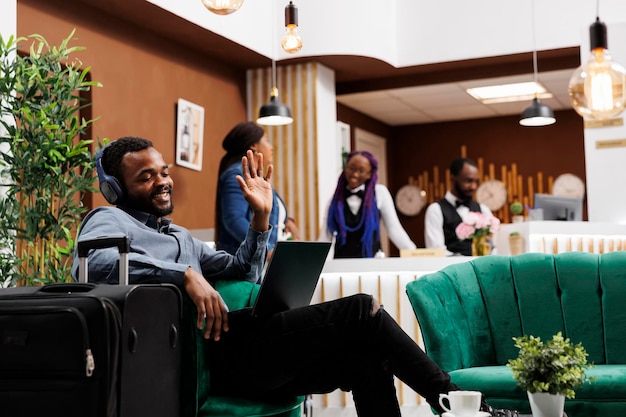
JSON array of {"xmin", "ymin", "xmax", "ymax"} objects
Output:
[
  {"xmin": 257, "ymin": 3, "xmax": 293, "ymax": 126},
  {"xmin": 520, "ymin": 0, "xmax": 556, "ymax": 127},
  {"xmin": 257, "ymin": 59, "xmax": 293, "ymax": 126},
  {"xmin": 568, "ymin": 12, "xmax": 626, "ymax": 120},
  {"xmin": 201, "ymin": 0, "xmax": 244, "ymax": 15},
  {"xmin": 282, "ymin": 1, "xmax": 303, "ymax": 54},
  {"xmin": 520, "ymin": 97, "xmax": 556, "ymax": 126}
]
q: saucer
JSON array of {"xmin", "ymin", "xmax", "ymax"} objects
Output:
[{"xmin": 442, "ymin": 412, "xmax": 491, "ymax": 417}]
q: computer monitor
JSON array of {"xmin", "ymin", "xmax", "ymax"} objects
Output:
[{"xmin": 533, "ymin": 193, "xmax": 583, "ymax": 221}]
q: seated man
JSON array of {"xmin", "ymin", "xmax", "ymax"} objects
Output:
[{"xmin": 72, "ymin": 136, "xmax": 502, "ymax": 417}]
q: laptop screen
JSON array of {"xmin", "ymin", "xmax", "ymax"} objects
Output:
[{"xmin": 251, "ymin": 241, "xmax": 331, "ymax": 317}]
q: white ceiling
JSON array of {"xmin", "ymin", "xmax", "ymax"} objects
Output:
[{"xmin": 336, "ymin": 69, "xmax": 575, "ymax": 126}]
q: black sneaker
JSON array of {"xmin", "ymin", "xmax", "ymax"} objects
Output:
[{"xmin": 482, "ymin": 404, "xmax": 520, "ymax": 417}]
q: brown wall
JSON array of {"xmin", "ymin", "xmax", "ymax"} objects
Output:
[
  {"xmin": 337, "ymin": 103, "xmax": 392, "ymax": 141},
  {"xmin": 18, "ymin": 0, "xmax": 248, "ymax": 230},
  {"xmin": 339, "ymin": 105, "xmax": 586, "ymax": 252}
]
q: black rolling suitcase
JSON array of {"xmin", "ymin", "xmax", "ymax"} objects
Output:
[{"xmin": 0, "ymin": 235, "xmax": 182, "ymax": 417}]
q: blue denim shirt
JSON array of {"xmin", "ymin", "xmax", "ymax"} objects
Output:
[
  {"xmin": 71, "ymin": 206, "xmax": 269, "ymax": 285},
  {"xmin": 217, "ymin": 162, "xmax": 281, "ymax": 255}
]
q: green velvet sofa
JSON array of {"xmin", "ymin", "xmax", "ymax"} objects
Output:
[
  {"xmin": 406, "ymin": 251, "xmax": 626, "ymax": 417},
  {"xmin": 181, "ymin": 280, "xmax": 303, "ymax": 417}
]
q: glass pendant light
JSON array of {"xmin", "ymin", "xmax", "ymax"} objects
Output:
[
  {"xmin": 281, "ymin": 1, "xmax": 302, "ymax": 54},
  {"xmin": 201, "ymin": 0, "xmax": 244, "ymax": 15},
  {"xmin": 568, "ymin": 8, "xmax": 626, "ymax": 120},
  {"xmin": 520, "ymin": 0, "xmax": 556, "ymax": 127}
]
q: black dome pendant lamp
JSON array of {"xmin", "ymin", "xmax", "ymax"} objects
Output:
[
  {"xmin": 257, "ymin": 63, "xmax": 293, "ymax": 126},
  {"xmin": 257, "ymin": 21, "xmax": 293, "ymax": 126},
  {"xmin": 519, "ymin": 0, "xmax": 556, "ymax": 127}
]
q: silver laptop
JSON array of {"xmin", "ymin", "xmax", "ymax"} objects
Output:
[{"xmin": 230, "ymin": 240, "xmax": 331, "ymax": 318}]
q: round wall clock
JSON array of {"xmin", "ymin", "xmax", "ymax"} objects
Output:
[
  {"xmin": 552, "ymin": 173, "xmax": 585, "ymax": 198},
  {"xmin": 395, "ymin": 184, "xmax": 426, "ymax": 216},
  {"xmin": 476, "ymin": 179, "xmax": 508, "ymax": 211}
]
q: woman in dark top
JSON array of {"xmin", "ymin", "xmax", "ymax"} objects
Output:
[{"xmin": 320, "ymin": 151, "xmax": 415, "ymax": 258}]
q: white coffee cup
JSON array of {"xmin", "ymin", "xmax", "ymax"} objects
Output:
[{"xmin": 438, "ymin": 390, "xmax": 482, "ymax": 417}]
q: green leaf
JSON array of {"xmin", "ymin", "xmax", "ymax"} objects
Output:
[
  {"xmin": 0, "ymin": 30, "xmax": 99, "ymax": 287},
  {"xmin": 507, "ymin": 332, "xmax": 594, "ymax": 398}
]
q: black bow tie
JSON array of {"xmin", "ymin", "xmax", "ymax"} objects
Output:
[
  {"xmin": 348, "ymin": 189, "xmax": 364, "ymax": 198},
  {"xmin": 456, "ymin": 200, "xmax": 471, "ymax": 208}
]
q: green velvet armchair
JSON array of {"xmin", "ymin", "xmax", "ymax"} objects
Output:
[
  {"xmin": 181, "ymin": 280, "xmax": 303, "ymax": 417},
  {"xmin": 406, "ymin": 252, "xmax": 626, "ymax": 417}
]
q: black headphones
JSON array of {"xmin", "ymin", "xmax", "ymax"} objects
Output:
[{"xmin": 95, "ymin": 143, "xmax": 125, "ymax": 205}]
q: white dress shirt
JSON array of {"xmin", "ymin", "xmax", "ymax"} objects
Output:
[
  {"xmin": 276, "ymin": 196, "xmax": 291, "ymax": 241},
  {"xmin": 318, "ymin": 184, "xmax": 416, "ymax": 252},
  {"xmin": 424, "ymin": 190, "xmax": 494, "ymax": 256}
]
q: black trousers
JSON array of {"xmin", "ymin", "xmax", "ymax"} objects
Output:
[{"xmin": 208, "ymin": 294, "xmax": 456, "ymax": 417}]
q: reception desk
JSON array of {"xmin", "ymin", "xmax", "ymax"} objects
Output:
[{"xmin": 496, "ymin": 221, "xmax": 626, "ymax": 255}]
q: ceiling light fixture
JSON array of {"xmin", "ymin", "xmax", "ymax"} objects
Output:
[
  {"xmin": 520, "ymin": 0, "xmax": 555, "ymax": 127},
  {"xmin": 257, "ymin": 65, "xmax": 293, "ymax": 125},
  {"xmin": 281, "ymin": 1, "xmax": 302, "ymax": 54},
  {"xmin": 257, "ymin": 2, "xmax": 293, "ymax": 126},
  {"xmin": 568, "ymin": 1, "xmax": 626, "ymax": 120},
  {"xmin": 467, "ymin": 82, "xmax": 552, "ymax": 104},
  {"xmin": 520, "ymin": 98, "xmax": 556, "ymax": 127},
  {"xmin": 257, "ymin": 59, "xmax": 293, "ymax": 125},
  {"xmin": 200, "ymin": 0, "xmax": 244, "ymax": 15}
]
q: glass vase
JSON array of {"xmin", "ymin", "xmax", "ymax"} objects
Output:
[{"xmin": 472, "ymin": 235, "xmax": 492, "ymax": 256}]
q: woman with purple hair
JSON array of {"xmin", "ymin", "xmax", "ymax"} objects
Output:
[{"xmin": 320, "ymin": 151, "xmax": 416, "ymax": 258}]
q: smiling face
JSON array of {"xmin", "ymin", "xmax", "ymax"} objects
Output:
[
  {"xmin": 120, "ymin": 147, "xmax": 174, "ymax": 217},
  {"xmin": 344, "ymin": 153, "xmax": 373, "ymax": 189}
]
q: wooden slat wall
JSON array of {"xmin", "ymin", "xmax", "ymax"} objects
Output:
[
  {"xmin": 412, "ymin": 145, "xmax": 555, "ymax": 223},
  {"xmin": 247, "ymin": 63, "xmax": 321, "ymax": 240}
]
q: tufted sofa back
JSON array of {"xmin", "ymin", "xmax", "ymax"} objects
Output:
[{"xmin": 406, "ymin": 251, "xmax": 626, "ymax": 373}]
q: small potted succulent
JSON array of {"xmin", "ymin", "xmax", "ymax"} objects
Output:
[
  {"xmin": 510, "ymin": 201, "xmax": 524, "ymax": 223},
  {"xmin": 508, "ymin": 231, "xmax": 524, "ymax": 255},
  {"xmin": 507, "ymin": 332, "xmax": 593, "ymax": 417}
]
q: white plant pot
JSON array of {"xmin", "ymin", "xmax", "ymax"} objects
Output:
[{"xmin": 527, "ymin": 392, "xmax": 565, "ymax": 417}]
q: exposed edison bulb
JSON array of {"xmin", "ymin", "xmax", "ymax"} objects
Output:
[
  {"xmin": 569, "ymin": 49, "xmax": 626, "ymax": 120},
  {"xmin": 200, "ymin": 0, "xmax": 244, "ymax": 15},
  {"xmin": 281, "ymin": 2, "xmax": 302, "ymax": 54},
  {"xmin": 282, "ymin": 25, "xmax": 303, "ymax": 54},
  {"xmin": 568, "ymin": 19, "xmax": 626, "ymax": 120}
]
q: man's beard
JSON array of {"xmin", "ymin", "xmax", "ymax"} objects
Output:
[
  {"xmin": 453, "ymin": 181, "xmax": 473, "ymax": 201},
  {"xmin": 124, "ymin": 189, "xmax": 174, "ymax": 217}
]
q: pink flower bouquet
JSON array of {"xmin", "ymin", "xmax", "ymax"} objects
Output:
[{"xmin": 455, "ymin": 211, "xmax": 500, "ymax": 240}]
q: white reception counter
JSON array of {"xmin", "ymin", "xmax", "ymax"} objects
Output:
[{"xmin": 496, "ymin": 221, "xmax": 626, "ymax": 255}]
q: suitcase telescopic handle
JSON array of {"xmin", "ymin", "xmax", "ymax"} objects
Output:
[{"xmin": 77, "ymin": 234, "xmax": 130, "ymax": 285}]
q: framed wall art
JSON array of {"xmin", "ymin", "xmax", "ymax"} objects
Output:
[{"xmin": 176, "ymin": 98, "xmax": 205, "ymax": 171}]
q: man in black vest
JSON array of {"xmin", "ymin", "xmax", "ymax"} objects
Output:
[{"xmin": 424, "ymin": 158, "xmax": 493, "ymax": 255}]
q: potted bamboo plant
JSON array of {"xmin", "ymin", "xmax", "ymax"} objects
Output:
[
  {"xmin": 507, "ymin": 332, "xmax": 593, "ymax": 417},
  {"xmin": 0, "ymin": 30, "xmax": 101, "ymax": 286}
]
